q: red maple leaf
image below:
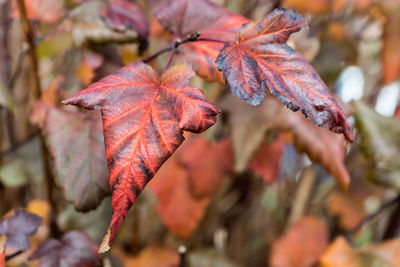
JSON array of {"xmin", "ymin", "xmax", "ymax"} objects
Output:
[
  {"xmin": 216, "ymin": 8, "xmax": 353, "ymax": 141},
  {"xmin": 155, "ymin": 0, "xmax": 248, "ymax": 83},
  {"xmin": 63, "ymin": 62, "xmax": 220, "ymax": 251}
]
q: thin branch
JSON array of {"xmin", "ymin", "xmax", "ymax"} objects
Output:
[
  {"xmin": 0, "ymin": 132, "xmax": 38, "ymax": 159},
  {"xmin": 16, "ymin": 0, "xmax": 58, "ymax": 234},
  {"xmin": 287, "ymin": 166, "xmax": 316, "ymax": 227},
  {"xmin": 162, "ymin": 47, "xmax": 176, "ymax": 73},
  {"xmin": 5, "ymin": 250, "xmax": 23, "ymax": 261},
  {"xmin": 383, "ymin": 195, "xmax": 400, "ymax": 240},
  {"xmin": 142, "ymin": 45, "xmax": 173, "ymax": 63},
  {"xmin": 346, "ymin": 194, "xmax": 400, "ymax": 237},
  {"xmin": 196, "ymin": 37, "xmax": 226, "ymax": 43},
  {"xmin": 15, "ymin": 0, "xmax": 41, "ymax": 98},
  {"xmin": 8, "ymin": 44, "xmax": 28, "ymax": 89},
  {"xmin": 141, "ymin": 32, "xmax": 225, "ymax": 63}
]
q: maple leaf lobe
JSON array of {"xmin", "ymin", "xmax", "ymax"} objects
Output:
[
  {"xmin": 64, "ymin": 62, "xmax": 219, "ymax": 249},
  {"xmin": 216, "ymin": 8, "xmax": 353, "ymax": 141}
]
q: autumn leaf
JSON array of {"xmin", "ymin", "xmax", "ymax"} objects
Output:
[
  {"xmin": 273, "ymin": 105, "xmax": 350, "ymax": 189},
  {"xmin": 178, "ymin": 136, "xmax": 232, "ymax": 197},
  {"xmin": 220, "ymin": 94, "xmax": 282, "ymax": 172},
  {"xmin": 270, "ymin": 216, "xmax": 328, "ymax": 267},
  {"xmin": 381, "ymin": 1, "xmax": 400, "ymax": 84},
  {"xmin": 112, "ymin": 245, "xmax": 179, "ymax": 267},
  {"xmin": 149, "ymin": 136, "xmax": 231, "ymax": 237},
  {"xmin": 11, "ymin": 0, "xmax": 64, "ymax": 23},
  {"xmin": 70, "ymin": 1, "xmax": 141, "ymax": 46},
  {"xmin": 154, "ymin": 0, "xmax": 248, "ymax": 83},
  {"xmin": 42, "ymin": 108, "xmax": 110, "ymax": 211},
  {"xmin": 30, "ymin": 231, "xmax": 100, "ymax": 267},
  {"xmin": 326, "ymin": 192, "xmax": 365, "ymax": 231},
  {"xmin": 30, "ymin": 75, "xmax": 64, "ymax": 128},
  {"xmin": 216, "ymin": 8, "xmax": 353, "ymax": 141},
  {"xmin": 0, "ymin": 209, "xmax": 42, "ymax": 251},
  {"xmin": 320, "ymin": 237, "xmax": 400, "ymax": 267},
  {"xmin": 64, "ymin": 62, "xmax": 219, "ymax": 251},
  {"xmin": 248, "ymin": 136, "xmax": 284, "ymax": 184},
  {"xmin": 101, "ymin": 0, "xmax": 149, "ymax": 52},
  {"xmin": 149, "ymin": 154, "xmax": 210, "ymax": 238},
  {"xmin": 0, "ymin": 252, "xmax": 4, "ymax": 267},
  {"xmin": 354, "ymin": 101, "xmax": 400, "ymax": 190},
  {"xmin": 222, "ymin": 94, "xmax": 350, "ymax": 188},
  {"xmin": 76, "ymin": 51, "xmax": 104, "ymax": 86}
]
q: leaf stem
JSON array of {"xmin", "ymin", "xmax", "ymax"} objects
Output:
[
  {"xmin": 346, "ymin": 194, "xmax": 400, "ymax": 237},
  {"xmin": 142, "ymin": 32, "xmax": 226, "ymax": 63},
  {"xmin": 196, "ymin": 37, "xmax": 226, "ymax": 44},
  {"xmin": 162, "ymin": 47, "xmax": 176, "ymax": 73}
]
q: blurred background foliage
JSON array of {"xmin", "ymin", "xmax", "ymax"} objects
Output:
[{"xmin": 1, "ymin": 0, "xmax": 400, "ymax": 266}]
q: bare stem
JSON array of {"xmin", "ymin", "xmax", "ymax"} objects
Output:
[
  {"xmin": 142, "ymin": 32, "xmax": 225, "ymax": 63},
  {"xmin": 16, "ymin": 0, "xmax": 58, "ymax": 235},
  {"xmin": 15, "ymin": 0, "xmax": 41, "ymax": 98},
  {"xmin": 287, "ymin": 166, "xmax": 316, "ymax": 227},
  {"xmin": 197, "ymin": 37, "xmax": 226, "ymax": 44},
  {"xmin": 162, "ymin": 48, "xmax": 176, "ymax": 73},
  {"xmin": 346, "ymin": 194, "xmax": 400, "ymax": 237}
]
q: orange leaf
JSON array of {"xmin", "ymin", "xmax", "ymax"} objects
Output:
[
  {"xmin": 149, "ymin": 155, "xmax": 210, "ymax": 238},
  {"xmin": 178, "ymin": 136, "xmax": 233, "ymax": 197},
  {"xmin": 320, "ymin": 237, "xmax": 400, "ymax": 267},
  {"xmin": 112, "ymin": 245, "xmax": 179, "ymax": 267},
  {"xmin": 382, "ymin": 4, "xmax": 400, "ymax": 84},
  {"xmin": 11, "ymin": 0, "xmax": 64, "ymax": 23},
  {"xmin": 270, "ymin": 216, "xmax": 328, "ymax": 267}
]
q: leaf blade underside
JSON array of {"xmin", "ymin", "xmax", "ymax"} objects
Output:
[
  {"xmin": 216, "ymin": 8, "xmax": 353, "ymax": 141},
  {"xmin": 63, "ymin": 62, "xmax": 219, "ymax": 251}
]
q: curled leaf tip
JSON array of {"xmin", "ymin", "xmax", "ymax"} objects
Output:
[{"xmin": 98, "ymin": 228, "xmax": 111, "ymax": 253}]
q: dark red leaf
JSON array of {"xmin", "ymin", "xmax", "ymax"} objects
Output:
[
  {"xmin": 101, "ymin": 0, "xmax": 149, "ymax": 51},
  {"xmin": 248, "ymin": 136, "xmax": 284, "ymax": 184},
  {"xmin": 63, "ymin": 62, "xmax": 219, "ymax": 251},
  {"xmin": 216, "ymin": 8, "xmax": 353, "ymax": 141},
  {"xmin": 155, "ymin": 0, "xmax": 248, "ymax": 82},
  {"xmin": 0, "ymin": 209, "xmax": 42, "ymax": 251},
  {"xmin": 30, "ymin": 231, "xmax": 100, "ymax": 267},
  {"xmin": 154, "ymin": 0, "xmax": 227, "ymax": 36},
  {"xmin": 42, "ymin": 108, "xmax": 110, "ymax": 211}
]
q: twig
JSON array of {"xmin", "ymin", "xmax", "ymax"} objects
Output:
[
  {"xmin": 141, "ymin": 32, "xmax": 224, "ymax": 63},
  {"xmin": 15, "ymin": 0, "xmax": 41, "ymax": 99},
  {"xmin": 196, "ymin": 37, "xmax": 226, "ymax": 43},
  {"xmin": 383, "ymin": 195, "xmax": 400, "ymax": 240},
  {"xmin": 8, "ymin": 44, "xmax": 29, "ymax": 89},
  {"xmin": 5, "ymin": 250, "xmax": 23, "ymax": 261},
  {"xmin": 287, "ymin": 166, "xmax": 316, "ymax": 226},
  {"xmin": 162, "ymin": 47, "xmax": 176, "ymax": 73},
  {"xmin": 16, "ymin": 0, "xmax": 58, "ymax": 235},
  {"xmin": 346, "ymin": 194, "xmax": 400, "ymax": 237},
  {"xmin": 142, "ymin": 45, "xmax": 173, "ymax": 63},
  {"xmin": 0, "ymin": 132, "xmax": 38, "ymax": 159}
]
